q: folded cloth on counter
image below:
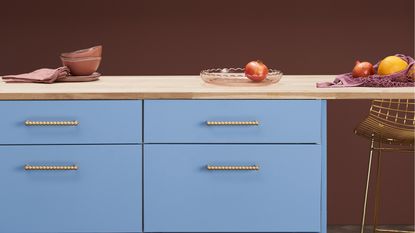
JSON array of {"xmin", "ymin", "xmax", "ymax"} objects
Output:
[
  {"xmin": 2, "ymin": 67, "xmax": 70, "ymax": 83},
  {"xmin": 316, "ymin": 54, "xmax": 415, "ymax": 88}
]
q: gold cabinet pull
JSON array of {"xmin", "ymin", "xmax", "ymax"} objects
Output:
[
  {"xmin": 207, "ymin": 165, "xmax": 260, "ymax": 171},
  {"xmin": 24, "ymin": 165, "xmax": 78, "ymax": 171},
  {"xmin": 206, "ymin": 121, "xmax": 259, "ymax": 126},
  {"xmin": 25, "ymin": 120, "xmax": 79, "ymax": 126}
]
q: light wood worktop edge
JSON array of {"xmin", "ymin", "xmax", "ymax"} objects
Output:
[{"xmin": 0, "ymin": 75, "xmax": 413, "ymax": 100}]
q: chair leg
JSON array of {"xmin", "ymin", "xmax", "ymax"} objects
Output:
[
  {"xmin": 373, "ymin": 141, "xmax": 383, "ymax": 233},
  {"xmin": 361, "ymin": 137, "xmax": 376, "ymax": 233}
]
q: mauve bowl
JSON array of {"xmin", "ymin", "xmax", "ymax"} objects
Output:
[
  {"xmin": 61, "ymin": 45, "xmax": 102, "ymax": 58},
  {"xmin": 61, "ymin": 56, "xmax": 101, "ymax": 76}
]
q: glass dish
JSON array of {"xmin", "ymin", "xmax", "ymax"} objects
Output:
[{"xmin": 200, "ymin": 68, "xmax": 283, "ymax": 86}]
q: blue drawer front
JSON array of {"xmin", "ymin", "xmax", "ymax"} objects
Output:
[
  {"xmin": 0, "ymin": 145, "xmax": 142, "ymax": 233},
  {"xmin": 144, "ymin": 144, "xmax": 321, "ymax": 232},
  {"xmin": 0, "ymin": 100, "xmax": 142, "ymax": 144},
  {"xmin": 144, "ymin": 100, "xmax": 321, "ymax": 143}
]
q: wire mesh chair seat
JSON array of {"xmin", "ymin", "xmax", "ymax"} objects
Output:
[
  {"xmin": 355, "ymin": 115, "xmax": 415, "ymax": 146},
  {"xmin": 355, "ymin": 99, "xmax": 415, "ymax": 148},
  {"xmin": 354, "ymin": 99, "xmax": 414, "ymax": 233}
]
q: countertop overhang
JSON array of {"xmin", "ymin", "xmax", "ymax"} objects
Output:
[{"xmin": 0, "ymin": 75, "xmax": 413, "ymax": 100}]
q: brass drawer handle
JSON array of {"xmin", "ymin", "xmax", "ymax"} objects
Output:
[
  {"xmin": 206, "ymin": 121, "xmax": 259, "ymax": 126},
  {"xmin": 207, "ymin": 165, "xmax": 260, "ymax": 171},
  {"xmin": 25, "ymin": 120, "xmax": 79, "ymax": 126},
  {"xmin": 24, "ymin": 165, "xmax": 78, "ymax": 171}
]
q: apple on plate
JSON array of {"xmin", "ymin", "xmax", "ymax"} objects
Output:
[{"xmin": 245, "ymin": 61, "xmax": 269, "ymax": 82}]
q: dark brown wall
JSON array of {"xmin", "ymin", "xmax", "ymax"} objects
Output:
[{"xmin": 0, "ymin": 0, "xmax": 413, "ymax": 224}]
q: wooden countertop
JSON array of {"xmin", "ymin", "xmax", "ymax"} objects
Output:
[{"xmin": 0, "ymin": 75, "xmax": 413, "ymax": 100}]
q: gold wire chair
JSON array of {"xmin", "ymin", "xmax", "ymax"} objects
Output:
[{"xmin": 354, "ymin": 99, "xmax": 415, "ymax": 233}]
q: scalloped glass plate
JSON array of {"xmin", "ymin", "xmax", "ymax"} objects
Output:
[{"xmin": 200, "ymin": 68, "xmax": 283, "ymax": 86}]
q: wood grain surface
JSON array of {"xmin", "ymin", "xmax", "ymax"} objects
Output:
[{"xmin": 0, "ymin": 76, "xmax": 413, "ymax": 100}]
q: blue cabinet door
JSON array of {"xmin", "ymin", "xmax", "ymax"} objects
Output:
[
  {"xmin": 0, "ymin": 100, "xmax": 142, "ymax": 144},
  {"xmin": 144, "ymin": 100, "xmax": 322, "ymax": 143},
  {"xmin": 144, "ymin": 144, "xmax": 322, "ymax": 232},
  {"xmin": 0, "ymin": 145, "xmax": 142, "ymax": 233}
]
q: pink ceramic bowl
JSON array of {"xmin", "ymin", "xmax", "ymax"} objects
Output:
[
  {"xmin": 61, "ymin": 56, "xmax": 101, "ymax": 76},
  {"xmin": 61, "ymin": 45, "xmax": 102, "ymax": 58}
]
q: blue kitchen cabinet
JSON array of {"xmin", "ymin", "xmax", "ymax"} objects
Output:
[
  {"xmin": 144, "ymin": 100, "xmax": 322, "ymax": 143},
  {"xmin": 144, "ymin": 144, "xmax": 322, "ymax": 232},
  {"xmin": 0, "ymin": 100, "xmax": 142, "ymax": 144},
  {"xmin": 0, "ymin": 99, "xmax": 327, "ymax": 233},
  {"xmin": 0, "ymin": 145, "xmax": 142, "ymax": 233}
]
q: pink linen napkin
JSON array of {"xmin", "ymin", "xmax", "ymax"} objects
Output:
[{"xmin": 2, "ymin": 67, "xmax": 70, "ymax": 83}]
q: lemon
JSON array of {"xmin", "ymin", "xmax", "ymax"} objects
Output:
[{"xmin": 377, "ymin": 56, "xmax": 408, "ymax": 75}]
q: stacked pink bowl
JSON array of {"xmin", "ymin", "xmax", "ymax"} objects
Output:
[{"xmin": 60, "ymin": 45, "xmax": 102, "ymax": 76}]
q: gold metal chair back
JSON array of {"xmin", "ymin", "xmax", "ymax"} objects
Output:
[{"xmin": 369, "ymin": 99, "xmax": 414, "ymax": 130}]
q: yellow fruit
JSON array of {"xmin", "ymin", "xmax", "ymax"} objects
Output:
[{"xmin": 377, "ymin": 56, "xmax": 408, "ymax": 75}]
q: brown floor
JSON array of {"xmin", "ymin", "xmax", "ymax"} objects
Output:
[{"xmin": 329, "ymin": 225, "xmax": 415, "ymax": 233}]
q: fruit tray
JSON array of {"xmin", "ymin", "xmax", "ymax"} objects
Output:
[{"xmin": 200, "ymin": 68, "xmax": 283, "ymax": 86}]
